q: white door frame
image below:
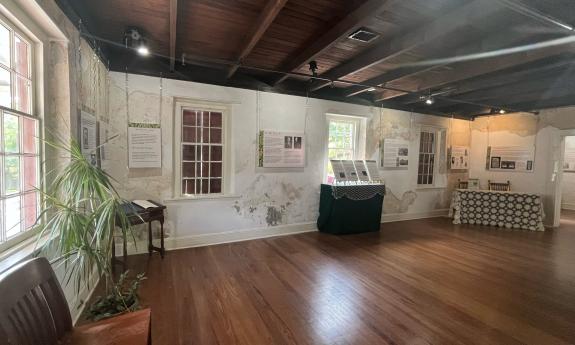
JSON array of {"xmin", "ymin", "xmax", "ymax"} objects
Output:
[{"xmin": 552, "ymin": 129, "xmax": 575, "ymax": 227}]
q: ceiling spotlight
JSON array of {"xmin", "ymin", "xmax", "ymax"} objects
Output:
[
  {"xmin": 367, "ymin": 87, "xmax": 376, "ymax": 92},
  {"xmin": 137, "ymin": 45, "xmax": 150, "ymax": 56},
  {"xmin": 125, "ymin": 27, "xmax": 150, "ymax": 57},
  {"xmin": 425, "ymin": 97, "xmax": 435, "ymax": 105},
  {"xmin": 499, "ymin": 109, "xmax": 506, "ymax": 114}
]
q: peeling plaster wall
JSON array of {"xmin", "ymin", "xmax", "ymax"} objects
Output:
[
  {"xmin": 366, "ymin": 109, "xmax": 471, "ymax": 216},
  {"xmin": 107, "ymin": 72, "xmax": 473, "ymax": 241}
]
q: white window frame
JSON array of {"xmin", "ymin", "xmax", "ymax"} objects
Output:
[
  {"xmin": 173, "ymin": 99, "xmax": 232, "ymax": 199},
  {"xmin": 325, "ymin": 114, "xmax": 364, "ymax": 182},
  {"xmin": 0, "ymin": 12, "xmax": 41, "ymax": 254},
  {"xmin": 417, "ymin": 125, "xmax": 447, "ymax": 189}
]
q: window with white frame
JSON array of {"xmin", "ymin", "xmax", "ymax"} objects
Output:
[
  {"xmin": 175, "ymin": 102, "xmax": 229, "ymax": 196},
  {"xmin": 417, "ymin": 127, "xmax": 447, "ymax": 187},
  {"xmin": 0, "ymin": 16, "xmax": 39, "ymax": 250},
  {"xmin": 326, "ymin": 116, "xmax": 360, "ymax": 181}
]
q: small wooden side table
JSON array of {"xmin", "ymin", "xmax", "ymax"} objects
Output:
[{"xmin": 113, "ymin": 201, "xmax": 167, "ymax": 268}]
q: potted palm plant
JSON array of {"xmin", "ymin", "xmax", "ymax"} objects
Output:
[{"xmin": 35, "ymin": 137, "xmax": 144, "ymax": 320}]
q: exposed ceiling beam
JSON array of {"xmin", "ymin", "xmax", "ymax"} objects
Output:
[
  {"xmin": 496, "ymin": 0, "xmax": 574, "ymax": 32},
  {"xmin": 344, "ymin": 23, "xmax": 525, "ymax": 98},
  {"xmin": 310, "ymin": 0, "xmax": 500, "ymax": 92},
  {"xmin": 272, "ymin": 0, "xmax": 393, "ymax": 86},
  {"xmin": 169, "ymin": 0, "xmax": 178, "ymax": 71},
  {"xmin": 376, "ymin": 37, "xmax": 575, "ymax": 103},
  {"xmin": 226, "ymin": 0, "xmax": 287, "ymax": 79}
]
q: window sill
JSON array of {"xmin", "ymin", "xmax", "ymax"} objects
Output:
[
  {"xmin": 0, "ymin": 235, "xmax": 40, "ymax": 274},
  {"xmin": 164, "ymin": 194, "xmax": 242, "ymax": 203},
  {"xmin": 416, "ymin": 185, "xmax": 447, "ymax": 191}
]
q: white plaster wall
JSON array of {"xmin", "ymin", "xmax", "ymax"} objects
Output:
[
  {"xmin": 468, "ymin": 112, "xmax": 570, "ymax": 226},
  {"xmin": 107, "ymin": 73, "xmax": 473, "ymax": 241},
  {"xmin": 561, "ymin": 136, "xmax": 575, "ymax": 209}
]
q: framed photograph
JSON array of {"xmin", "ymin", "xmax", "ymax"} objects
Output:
[
  {"xmin": 468, "ymin": 178, "xmax": 480, "ymax": 190},
  {"xmin": 490, "ymin": 156, "xmax": 501, "ymax": 169}
]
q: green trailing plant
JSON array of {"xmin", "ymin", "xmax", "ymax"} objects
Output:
[
  {"xmin": 34, "ymin": 136, "xmax": 143, "ymax": 318},
  {"xmin": 88, "ymin": 271, "xmax": 146, "ymax": 321}
]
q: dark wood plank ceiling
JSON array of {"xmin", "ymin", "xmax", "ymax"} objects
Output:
[{"xmin": 57, "ymin": 0, "xmax": 575, "ymax": 119}]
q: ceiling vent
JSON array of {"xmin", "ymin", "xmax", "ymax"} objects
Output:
[{"xmin": 348, "ymin": 28, "xmax": 379, "ymax": 43}]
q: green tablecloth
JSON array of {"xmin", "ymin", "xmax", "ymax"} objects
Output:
[{"xmin": 317, "ymin": 184, "xmax": 385, "ymax": 234}]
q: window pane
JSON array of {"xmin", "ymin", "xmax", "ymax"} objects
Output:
[
  {"xmin": 201, "ymin": 179, "xmax": 209, "ymax": 194},
  {"xmin": 210, "ymin": 163, "xmax": 222, "ymax": 177},
  {"xmin": 23, "ymin": 192, "xmax": 37, "ymax": 229},
  {"xmin": 210, "ymin": 112, "xmax": 222, "ymax": 127},
  {"xmin": 182, "ymin": 162, "xmax": 195, "ymax": 177},
  {"xmin": 183, "ymin": 110, "xmax": 197, "ymax": 126},
  {"xmin": 201, "ymin": 162, "xmax": 209, "ymax": 177},
  {"xmin": 14, "ymin": 35, "xmax": 29, "ymax": 77},
  {"xmin": 5, "ymin": 156, "xmax": 20, "ymax": 194},
  {"xmin": 210, "ymin": 129, "xmax": 221, "ymax": 144},
  {"xmin": 211, "ymin": 146, "xmax": 222, "ymax": 161},
  {"xmin": 23, "ymin": 156, "xmax": 37, "ymax": 191},
  {"xmin": 5, "ymin": 196, "xmax": 21, "ymax": 238},
  {"xmin": 202, "ymin": 146, "xmax": 209, "ymax": 160},
  {"xmin": 202, "ymin": 128, "xmax": 210, "ymax": 143},
  {"xmin": 23, "ymin": 117, "xmax": 37, "ymax": 154},
  {"xmin": 182, "ymin": 127, "xmax": 197, "ymax": 142},
  {"xmin": 0, "ymin": 24, "xmax": 9, "ymax": 67},
  {"xmin": 0, "ymin": 67, "xmax": 10, "ymax": 107},
  {"xmin": 202, "ymin": 112, "xmax": 209, "ymax": 127},
  {"xmin": 15, "ymin": 75, "xmax": 30, "ymax": 113},
  {"xmin": 182, "ymin": 179, "xmax": 195, "ymax": 195},
  {"xmin": 210, "ymin": 179, "xmax": 222, "ymax": 193},
  {"xmin": 4, "ymin": 113, "xmax": 19, "ymax": 153},
  {"xmin": 182, "ymin": 144, "xmax": 196, "ymax": 161}
]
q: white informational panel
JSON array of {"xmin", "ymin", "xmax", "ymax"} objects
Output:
[
  {"xmin": 98, "ymin": 122, "xmax": 110, "ymax": 170},
  {"xmin": 330, "ymin": 160, "xmax": 348, "ymax": 181},
  {"xmin": 341, "ymin": 160, "xmax": 358, "ymax": 181},
  {"xmin": 80, "ymin": 110, "xmax": 97, "ymax": 165},
  {"xmin": 128, "ymin": 123, "xmax": 162, "ymax": 168},
  {"xmin": 365, "ymin": 160, "xmax": 381, "ymax": 181},
  {"xmin": 259, "ymin": 130, "xmax": 305, "ymax": 168},
  {"xmin": 450, "ymin": 146, "xmax": 469, "ymax": 170},
  {"xmin": 382, "ymin": 138, "xmax": 409, "ymax": 169},
  {"xmin": 488, "ymin": 146, "xmax": 534, "ymax": 172},
  {"xmin": 354, "ymin": 160, "xmax": 370, "ymax": 181}
]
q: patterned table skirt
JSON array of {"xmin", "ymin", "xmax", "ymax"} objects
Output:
[{"xmin": 449, "ymin": 189, "xmax": 544, "ymax": 231}]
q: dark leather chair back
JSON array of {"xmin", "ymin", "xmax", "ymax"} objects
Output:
[
  {"xmin": 457, "ymin": 179, "xmax": 469, "ymax": 189},
  {"xmin": 0, "ymin": 257, "xmax": 72, "ymax": 345}
]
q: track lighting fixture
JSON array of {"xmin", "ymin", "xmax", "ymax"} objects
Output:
[{"xmin": 125, "ymin": 27, "xmax": 150, "ymax": 57}]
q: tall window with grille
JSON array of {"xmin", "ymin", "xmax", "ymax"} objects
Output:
[
  {"xmin": 417, "ymin": 131, "xmax": 435, "ymax": 185},
  {"xmin": 180, "ymin": 108, "xmax": 224, "ymax": 195},
  {"xmin": 326, "ymin": 117, "xmax": 359, "ymax": 181},
  {"xmin": 0, "ymin": 18, "xmax": 38, "ymax": 249}
]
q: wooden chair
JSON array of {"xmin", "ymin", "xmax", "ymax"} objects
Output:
[
  {"xmin": 0, "ymin": 257, "xmax": 72, "ymax": 345},
  {"xmin": 457, "ymin": 179, "xmax": 469, "ymax": 189},
  {"xmin": 488, "ymin": 180, "xmax": 511, "ymax": 191},
  {"xmin": 0, "ymin": 257, "xmax": 152, "ymax": 345}
]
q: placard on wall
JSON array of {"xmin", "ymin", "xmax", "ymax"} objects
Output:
[
  {"xmin": 487, "ymin": 146, "xmax": 534, "ymax": 172},
  {"xmin": 128, "ymin": 122, "xmax": 162, "ymax": 168},
  {"xmin": 258, "ymin": 130, "xmax": 305, "ymax": 168},
  {"xmin": 381, "ymin": 138, "xmax": 409, "ymax": 169},
  {"xmin": 449, "ymin": 146, "xmax": 469, "ymax": 170}
]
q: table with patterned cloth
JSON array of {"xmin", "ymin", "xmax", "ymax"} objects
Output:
[
  {"xmin": 449, "ymin": 189, "xmax": 544, "ymax": 231},
  {"xmin": 317, "ymin": 184, "xmax": 386, "ymax": 234}
]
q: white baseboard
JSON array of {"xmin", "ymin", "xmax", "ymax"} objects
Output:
[
  {"xmin": 561, "ymin": 203, "xmax": 575, "ymax": 211},
  {"xmin": 117, "ymin": 222, "xmax": 317, "ymax": 256},
  {"xmin": 381, "ymin": 209, "xmax": 449, "ymax": 223}
]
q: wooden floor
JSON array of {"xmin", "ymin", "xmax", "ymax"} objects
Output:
[{"xmin": 115, "ymin": 217, "xmax": 575, "ymax": 345}]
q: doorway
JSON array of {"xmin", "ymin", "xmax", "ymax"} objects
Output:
[{"xmin": 557, "ymin": 134, "xmax": 575, "ymax": 226}]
